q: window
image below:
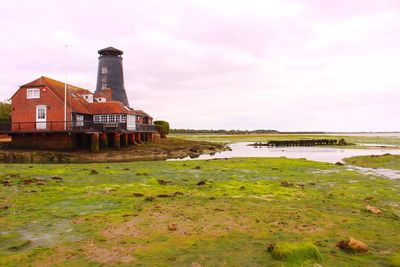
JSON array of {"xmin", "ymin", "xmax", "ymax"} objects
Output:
[
  {"xmin": 101, "ymin": 83, "xmax": 107, "ymax": 90},
  {"xmin": 127, "ymin": 115, "xmax": 136, "ymax": 130},
  {"xmin": 93, "ymin": 114, "xmax": 127, "ymax": 123},
  {"xmin": 101, "ymin": 67, "xmax": 107, "ymax": 74},
  {"xmin": 37, "ymin": 107, "xmax": 46, "ymax": 119},
  {"xmin": 27, "ymin": 88, "xmax": 40, "ymax": 99},
  {"xmin": 120, "ymin": 114, "xmax": 126, "ymax": 123},
  {"xmin": 76, "ymin": 114, "xmax": 84, "ymax": 127}
]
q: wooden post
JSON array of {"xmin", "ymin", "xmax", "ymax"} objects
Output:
[
  {"xmin": 128, "ymin": 133, "xmax": 135, "ymax": 145},
  {"xmin": 100, "ymin": 132, "xmax": 108, "ymax": 149},
  {"xmin": 114, "ymin": 133, "xmax": 121, "ymax": 149},
  {"xmin": 81, "ymin": 133, "xmax": 89, "ymax": 149},
  {"xmin": 135, "ymin": 133, "xmax": 142, "ymax": 144},
  {"xmin": 91, "ymin": 133, "xmax": 100, "ymax": 153},
  {"xmin": 121, "ymin": 134, "xmax": 128, "ymax": 147}
]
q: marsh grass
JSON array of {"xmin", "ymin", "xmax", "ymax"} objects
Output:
[{"xmin": 344, "ymin": 154, "xmax": 400, "ymax": 170}]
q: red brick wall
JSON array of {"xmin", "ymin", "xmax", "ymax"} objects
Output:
[
  {"xmin": 11, "ymin": 134, "xmax": 75, "ymax": 150},
  {"xmin": 11, "ymin": 86, "xmax": 72, "ymax": 131}
]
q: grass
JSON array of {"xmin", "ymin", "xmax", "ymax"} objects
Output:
[
  {"xmin": 344, "ymin": 154, "xmax": 400, "ymax": 170},
  {"xmin": 270, "ymin": 242, "xmax": 322, "ymax": 264},
  {"xmin": 1, "ymin": 157, "xmax": 400, "ymax": 266},
  {"xmin": 170, "ymin": 133, "xmax": 400, "ymax": 148}
]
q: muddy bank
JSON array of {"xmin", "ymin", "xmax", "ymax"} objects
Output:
[{"xmin": 0, "ymin": 138, "xmax": 228, "ymax": 164}]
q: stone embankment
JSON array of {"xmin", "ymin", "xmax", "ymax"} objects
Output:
[{"xmin": 0, "ymin": 138, "xmax": 227, "ymax": 164}]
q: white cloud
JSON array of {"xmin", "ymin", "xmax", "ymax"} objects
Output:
[{"xmin": 0, "ymin": 0, "xmax": 399, "ymax": 131}]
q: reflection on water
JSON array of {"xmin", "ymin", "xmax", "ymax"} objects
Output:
[
  {"xmin": 170, "ymin": 142, "xmax": 400, "ymax": 164},
  {"xmin": 357, "ymin": 143, "xmax": 399, "ymax": 147}
]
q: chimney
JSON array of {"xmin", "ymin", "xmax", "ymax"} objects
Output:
[
  {"xmin": 103, "ymin": 88, "xmax": 112, "ymax": 102},
  {"xmin": 95, "ymin": 46, "xmax": 130, "ymax": 106}
]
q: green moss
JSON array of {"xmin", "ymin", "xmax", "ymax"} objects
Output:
[
  {"xmin": 0, "ymin": 157, "xmax": 399, "ymax": 265},
  {"xmin": 390, "ymin": 253, "xmax": 400, "ymax": 267},
  {"xmin": 270, "ymin": 242, "xmax": 322, "ymax": 264}
]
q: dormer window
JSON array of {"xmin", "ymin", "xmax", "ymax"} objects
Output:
[{"xmin": 27, "ymin": 88, "xmax": 40, "ymax": 99}]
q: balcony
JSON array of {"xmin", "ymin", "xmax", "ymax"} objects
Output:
[{"xmin": 0, "ymin": 121, "xmax": 156, "ymax": 134}]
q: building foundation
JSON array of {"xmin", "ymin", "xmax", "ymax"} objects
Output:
[
  {"xmin": 113, "ymin": 133, "xmax": 121, "ymax": 149},
  {"xmin": 135, "ymin": 133, "xmax": 142, "ymax": 144},
  {"xmin": 100, "ymin": 133, "xmax": 108, "ymax": 149},
  {"xmin": 91, "ymin": 133, "xmax": 100, "ymax": 153},
  {"xmin": 121, "ymin": 134, "xmax": 128, "ymax": 147},
  {"xmin": 128, "ymin": 133, "xmax": 136, "ymax": 145}
]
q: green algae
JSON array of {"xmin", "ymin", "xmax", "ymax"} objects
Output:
[
  {"xmin": 0, "ymin": 158, "xmax": 399, "ymax": 266},
  {"xmin": 269, "ymin": 242, "xmax": 322, "ymax": 264},
  {"xmin": 390, "ymin": 253, "xmax": 400, "ymax": 267}
]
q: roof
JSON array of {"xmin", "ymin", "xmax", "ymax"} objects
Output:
[
  {"xmin": 77, "ymin": 89, "xmax": 92, "ymax": 95},
  {"xmin": 134, "ymin": 109, "xmax": 152, "ymax": 118},
  {"xmin": 12, "ymin": 76, "xmax": 153, "ymax": 118},
  {"xmin": 98, "ymin": 46, "xmax": 123, "ymax": 56},
  {"xmin": 88, "ymin": 101, "xmax": 134, "ymax": 115},
  {"xmin": 16, "ymin": 76, "xmax": 91, "ymax": 114}
]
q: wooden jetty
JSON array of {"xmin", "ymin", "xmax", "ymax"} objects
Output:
[{"xmin": 250, "ymin": 139, "xmax": 348, "ymax": 147}]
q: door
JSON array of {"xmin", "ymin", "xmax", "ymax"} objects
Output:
[{"xmin": 36, "ymin": 105, "xmax": 47, "ymax": 130}]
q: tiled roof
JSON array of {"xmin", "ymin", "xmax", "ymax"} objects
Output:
[
  {"xmin": 88, "ymin": 101, "xmax": 134, "ymax": 115},
  {"xmin": 134, "ymin": 110, "xmax": 152, "ymax": 118},
  {"xmin": 13, "ymin": 76, "xmax": 151, "ymax": 118},
  {"xmin": 77, "ymin": 89, "xmax": 92, "ymax": 94},
  {"xmin": 17, "ymin": 76, "xmax": 91, "ymax": 114}
]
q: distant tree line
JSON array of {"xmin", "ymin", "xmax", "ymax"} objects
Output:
[{"xmin": 170, "ymin": 129, "xmax": 280, "ymax": 134}]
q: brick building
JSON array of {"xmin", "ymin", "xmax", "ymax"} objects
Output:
[{"xmin": 0, "ymin": 47, "xmax": 156, "ymax": 151}]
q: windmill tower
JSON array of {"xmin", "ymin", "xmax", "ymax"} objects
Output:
[{"xmin": 95, "ymin": 46, "xmax": 129, "ymax": 106}]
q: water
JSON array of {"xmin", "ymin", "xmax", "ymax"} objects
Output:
[
  {"xmin": 171, "ymin": 142, "xmax": 400, "ymax": 163},
  {"xmin": 347, "ymin": 166, "xmax": 400, "ymax": 180},
  {"xmin": 323, "ymin": 133, "xmax": 400, "ymax": 137}
]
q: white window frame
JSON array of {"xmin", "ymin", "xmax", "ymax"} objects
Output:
[
  {"xmin": 76, "ymin": 114, "xmax": 84, "ymax": 127},
  {"xmin": 94, "ymin": 115, "xmax": 100, "ymax": 123},
  {"xmin": 36, "ymin": 105, "xmax": 47, "ymax": 129},
  {"xmin": 27, "ymin": 88, "xmax": 40, "ymax": 99},
  {"xmin": 93, "ymin": 114, "xmax": 127, "ymax": 123},
  {"xmin": 101, "ymin": 67, "xmax": 107, "ymax": 74},
  {"xmin": 120, "ymin": 114, "xmax": 126, "ymax": 123},
  {"xmin": 109, "ymin": 114, "xmax": 116, "ymax": 122},
  {"xmin": 127, "ymin": 115, "xmax": 136, "ymax": 130}
]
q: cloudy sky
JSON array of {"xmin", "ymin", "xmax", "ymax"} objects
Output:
[{"xmin": 1, "ymin": 0, "xmax": 399, "ymax": 131}]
